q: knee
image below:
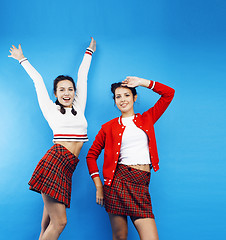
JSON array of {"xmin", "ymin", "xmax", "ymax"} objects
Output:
[
  {"xmin": 114, "ymin": 230, "xmax": 128, "ymax": 240},
  {"xmin": 54, "ymin": 218, "xmax": 67, "ymax": 232},
  {"xmin": 58, "ymin": 218, "xmax": 67, "ymax": 231}
]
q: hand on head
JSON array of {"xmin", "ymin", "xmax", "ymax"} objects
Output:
[
  {"xmin": 8, "ymin": 44, "xmax": 25, "ymax": 61},
  {"xmin": 121, "ymin": 76, "xmax": 140, "ymax": 88},
  {"xmin": 89, "ymin": 37, "xmax": 96, "ymax": 52}
]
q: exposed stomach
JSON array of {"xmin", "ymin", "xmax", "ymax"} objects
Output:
[
  {"xmin": 127, "ymin": 164, "xmax": 151, "ymax": 172},
  {"xmin": 54, "ymin": 141, "xmax": 84, "ymax": 157}
]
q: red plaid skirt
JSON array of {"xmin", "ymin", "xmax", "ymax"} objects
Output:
[
  {"xmin": 28, "ymin": 144, "xmax": 79, "ymax": 208},
  {"xmin": 103, "ymin": 164, "xmax": 154, "ymax": 218}
]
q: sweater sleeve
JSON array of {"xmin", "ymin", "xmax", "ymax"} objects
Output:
[
  {"xmin": 86, "ymin": 127, "xmax": 106, "ymax": 179},
  {"xmin": 144, "ymin": 81, "xmax": 175, "ymax": 124},
  {"xmin": 21, "ymin": 59, "xmax": 54, "ymax": 120},
  {"xmin": 73, "ymin": 48, "xmax": 94, "ymax": 112}
]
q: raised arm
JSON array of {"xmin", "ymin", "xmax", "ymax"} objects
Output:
[
  {"xmin": 122, "ymin": 76, "xmax": 175, "ymax": 123},
  {"xmin": 74, "ymin": 37, "xmax": 96, "ymax": 112},
  {"xmin": 8, "ymin": 44, "xmax": 53, "ymax": 119}
]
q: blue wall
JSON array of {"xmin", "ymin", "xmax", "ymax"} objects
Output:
[{"xmin": 1, "ymin": 0, "xmax": 226, "ymax": 239}]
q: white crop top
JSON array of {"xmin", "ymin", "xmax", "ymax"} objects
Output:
[
  {"xmin": 118, "ymin": 115, "xmax": 151, "ymax": 165},
  {"xmin": 20, "ymin": 48, "xmax": 93, "ymax": 142}
]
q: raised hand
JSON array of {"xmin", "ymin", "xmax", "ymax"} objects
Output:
[
  {"xmin": 122, "ymin": 76, "xmax": 151, "ymax": 88},
  {"xmin": 89, "ymin": 37, "xmax": 96, "ymax": 52},
  {"xmin": 8, "ymin": 44, "xmax": 25, "ymax": 61},
  {"xmin": 121, "ymin": 76, "xmax": 141, "ymax": 88}
]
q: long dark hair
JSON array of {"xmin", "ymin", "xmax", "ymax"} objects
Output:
[{"xmin": 53, "ymin": 75, "xmax": 77, "ymax": 115}]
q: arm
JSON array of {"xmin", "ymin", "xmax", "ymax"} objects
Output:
[
  {"xmin": 122, "ymin": 76, "xmax": 175, "ymax": 123},
  {"xmin": 147, "ymin": 81, "xmax": 175, "ymax": 123},
  {"xmin": 8, "ymin": 45, "xmax": 53, "ymax": 119},
  {"xmin": 86, "ymin": 127, "xmax": 105, "ymax": 206},
  {"xmin": 74, "ymin": 38, "xmax": 96, "ymax": 112}
]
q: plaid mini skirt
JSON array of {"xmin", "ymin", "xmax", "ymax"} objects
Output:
[
  {"xmin": 28, "ymin": 144, "xmax": 79, "ymax": 208},
  {"xmin": 103, "ymin": 164, "xmax": 154, "ymax": 218}
]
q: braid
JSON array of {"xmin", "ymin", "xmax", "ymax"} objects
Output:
[
  {"xmin": 71, "ymin": 106, "xmax": 77, "ymax": 116},
  {"xmin": 55, "ymin": 99, "xmax": 66, "ymax": 114},
  {"xmin": 55, "ymin": 99, "xmax": 77, "ymax": 116}
]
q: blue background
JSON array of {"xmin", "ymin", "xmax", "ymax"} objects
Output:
[{"xmin": 1, "ymin": 0, "xmax": 226, "ymax": 239}]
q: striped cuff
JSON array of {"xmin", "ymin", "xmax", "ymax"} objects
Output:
[
  {"xmin": 91, "ymin": 172, "xmax": 99, "ymax": 179},
  {"xmin": 19, "ymin": 58, "xmax": 28, "ymax": 64},
  {"xmin": 86, "ymin": 48, "xmax": 94, "ymax": 56},
  {"xmin": 148, "ymin": 80, "xmax": 155, "ymax": 90}
]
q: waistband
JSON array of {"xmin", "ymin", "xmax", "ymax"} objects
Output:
[
  {"xmin": 53, "ymin": 134, "xmax": 88, "ymax": 142},
  {"xmin": 112, "ymin": 164, "xmax": 151, "ymax": 186}
]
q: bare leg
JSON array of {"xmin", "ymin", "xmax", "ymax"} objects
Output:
[
  {"xmin": 38, "ymin": 206, "xmax": 50, "ymax": 240},
  {"xmin": 108, "ymin": 213, "xmax": 128, "ymax": 240},
  {"xmin": 131, "ymin": 217, "xmax": 159, "ymax": 240},
  {"xmin": 40, "ymin": 193, "xmax": 67, "ymax": 240}
]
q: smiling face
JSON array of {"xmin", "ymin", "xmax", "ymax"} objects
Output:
[
  {"xmin": 115, "ymin": 87, "xmax": 137, "ymax": 117},
  {"xmin": 55, "ymin": 80, "xmax": 75, "ymax": 108}
]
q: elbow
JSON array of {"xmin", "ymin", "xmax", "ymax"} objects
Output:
[{"xmin": 169, "ymin": 88, "xmax": 175, "ymax": 98}]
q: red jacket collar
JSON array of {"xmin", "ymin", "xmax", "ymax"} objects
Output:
[{"xmin": 118, "ymin": 114, "xmax": 138, "ymax": 125}]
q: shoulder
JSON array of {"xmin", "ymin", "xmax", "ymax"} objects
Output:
[
  {"xmin": 135, "ymin": 111, "xmax": 153, "ymax": 122},
  {"xmin": 102, "ymin": 117, "xmax": 119, "ymax": 129}
]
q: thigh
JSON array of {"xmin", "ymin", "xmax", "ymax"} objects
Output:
[
  {"xmin": 41, "ymin": 193, "xmax": 67, "ymax": 224},
  {"xmin": 108, "ymin": 213, "xmax": 128, "ymax": 239},
  {"xmin": 131, "ymin": 217, "xmax": 159, "ymax": 240}
]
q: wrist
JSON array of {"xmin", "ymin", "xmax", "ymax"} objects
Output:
[
  {"xmin": 139, "ymin": 78, "xmax": 150, "ymax": 88},
  {"xmin": 148, "ymin": 80, "xmax": 155, "ymax": 89},
  {"xmin": 18, "ymin": 55, "xmax": 25, "ymax": 61},
  {"xmin": 19, "ymin": 57, "xmax": 28, "ymax": 64}
]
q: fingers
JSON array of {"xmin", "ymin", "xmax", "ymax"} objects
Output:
[
  {"xmin": 89, "ymin": 37, "xmax": 96, "ymax": 52},
  {"xmin": 122, "ymin": 77, "xmax": 133, "ymax": 85},
  {"xmin": 121, "ymin": 76, "xmax": 140, "ymax": 88},
  {"xmin": 96, "ymin": 197, "xmax": 104, "ymax": 206},
  {"xmin": 96, "ymin": 186, "xmax": 104, "ymax": 206},
  {"xmin": 9, "ymin": 44, "xmax": 21, "ymax": 51},
  {"xmin": 8, "ymin": 49, "xmax": 13, "ymax": 57}
]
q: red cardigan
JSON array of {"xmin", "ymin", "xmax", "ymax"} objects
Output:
[{"xmin": 86, "ymin": 81, "xmax": 175, "ymax": 186}]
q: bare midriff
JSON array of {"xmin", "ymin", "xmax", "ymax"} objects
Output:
[
  {"xmin": 54, "ymin": 141, "xmax": 84, "ymax": 157},
  {"xmin": 128, "ymin": 164, "xmax": 151, "ymax": 172}
]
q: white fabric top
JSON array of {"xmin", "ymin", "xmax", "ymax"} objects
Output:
[
  {"xmin": 118, "ymin": 115, "xmax": 151, "ymax": 165},
  {"xmin": 20, "ymin": 48, "xmax": 93, "ymax": 142}
]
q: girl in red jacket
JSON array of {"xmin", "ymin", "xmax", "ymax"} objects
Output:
[{"xmin": 86, "ymin": 76, "xmax": 175, "ymax": 240}]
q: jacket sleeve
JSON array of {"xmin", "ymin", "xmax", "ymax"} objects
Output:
[
  {"xmin": 86, "ymin": 127, "xmax": 106, "ymax": 179},
  {"xmin": 144, "ymin": 81, "xmax": 175, "ymax": 124}
]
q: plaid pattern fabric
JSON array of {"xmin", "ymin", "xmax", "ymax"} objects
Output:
[
  {"xmin": 28, "ymin": 144, "xmax": 79, "ymax": 208},
  {"xmin": 103, "ymin": 164, "xmax": 154, "ymax": 218}
]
